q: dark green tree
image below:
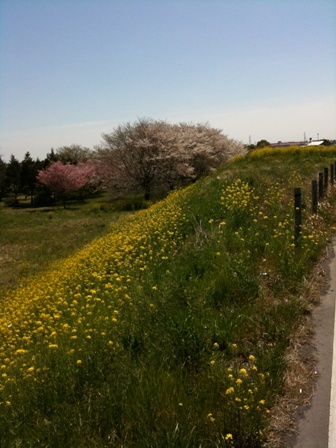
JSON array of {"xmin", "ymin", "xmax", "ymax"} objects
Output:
[
  {"xmin": 256, "ymin": 139, "xmax": 271, "ymax": 148},
  {"xmin": 20, "ymin": 152, "xmax": 38, "ymax": 204},
  {"xmin": 5, "ymin": 155, "xmax": 21, "ymax": 205},
  {"xmin": 42, "ymin": 148, "xmax": 58, "ymax": 168},
  {"xmin": 0, "ymin": 155, "xmax": 7, "ymax": 200}
]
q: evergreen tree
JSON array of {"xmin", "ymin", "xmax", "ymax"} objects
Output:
[
  {"xmin": 5, "ymin": 155, "xmax": 21, "ymax": 205},
  {"xmin": 42, "ymin": 148, "xmax": 59, "ymax": 168},
  {"xmin": 0, "ymin": 156, "xmax": 7, "ymax": 201},
  {"xmin": 20, "ymin": 152, "xmax": 38, "ymax": 204}
]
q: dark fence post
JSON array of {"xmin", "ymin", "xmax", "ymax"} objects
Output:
[
  {"xmin": 331, "ymin": 164, "xmax": 335, "ymax": 185},
  {"xmin": 324, "ymin": 167, "xmax": 329, "ymax": 191},
  {"xmin": 312, "ymin": 180, "xmax": 318, "ymax": 213},
  {"xmin": 319, "ymin": 172, "xmax": 324, "ymax": 199},
  {"xmin": 294, "ymin": 188, "xmax": 302, "ymax": 245}
]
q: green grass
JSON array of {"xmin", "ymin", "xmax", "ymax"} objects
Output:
[
  {"xmin": 1, "ymin": 146, "xmax": 336, "ymax": 447},
  {"xmin": 0, "ymin": 194, "xmax": 137, "ymax": 292}
]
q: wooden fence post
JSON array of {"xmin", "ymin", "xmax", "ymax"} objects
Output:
[
  {"xmin": 324, "ymin": 167, "xmax": 329, "ymax": 191},
  {"xmin": 319, "ymin": 172, "xmax": 324, "ymax": 199},
  {"xmin": 312, "ymin": 180, "xmax": 318, "ymax": 213},
  {"xmin": 294, "ymin": 188, "xmax": 302, "ymax": 245},
  {"xmin": 331, "ymin": 164, "xmax": 335, "ymax": 185}
]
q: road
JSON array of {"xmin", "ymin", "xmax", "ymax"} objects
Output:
[{"xmin": 293, "ymin": 238, "xmax": 336, "ymax": 448}]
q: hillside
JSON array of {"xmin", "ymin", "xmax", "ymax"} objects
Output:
[{"xmin": 1, "ymin": 146, "xmax": 336, "ymax": 447}]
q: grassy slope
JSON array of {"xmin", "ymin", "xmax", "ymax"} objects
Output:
[
  {"xmin": 0, "ymin": 195, "xmax": 132, "ymax": 292},
  {"xmin": 1, "ymin": 147, "xmax": 336, "ymax": 447}
]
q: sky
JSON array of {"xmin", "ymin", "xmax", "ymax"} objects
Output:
[{"xmin": 1, "ymin": 0, "xmax": 336, "ymax": 162}]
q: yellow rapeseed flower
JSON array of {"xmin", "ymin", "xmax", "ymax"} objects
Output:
[{"xmin": 15, "ymin": 349, "xmax": 27, "ymax": 355}]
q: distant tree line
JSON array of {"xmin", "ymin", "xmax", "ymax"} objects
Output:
[
  {"xmin": 1, "ymin": 119, "xmax": 245, "ymax": 207},
  {"xmin": 0, "ymin": 145, "xmax": 95, "ymax": 207}
]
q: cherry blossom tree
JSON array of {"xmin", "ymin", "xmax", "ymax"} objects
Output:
[
  {"xmin": 96, "ymin": 119, "xmax": 178, "ymax": 200},
  {"xmin": 37, "ymin": 161, "xmax": 96, "ymax": 207},
  {"xmin": 95, "ymin": 118, "xmax": 245, "ymax": 200}
]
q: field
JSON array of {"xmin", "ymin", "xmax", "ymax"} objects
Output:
[
  {"xmin": 1, "ymin": 146, "xmax": 336, "ymax": 447},
  {"xmin": 0, "ymin": 194, "xmax": 143, "ymax": 292}
]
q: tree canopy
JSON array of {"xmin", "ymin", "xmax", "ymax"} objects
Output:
[
  {"xmin": 0, "ymin": 119, "xmax": 245, "ymax": 205},
  {"xmin": 56, "ymin": 145, "xmax": 94, "ymax": 164},
  {"xmin": 256, "ymin": 140, "xmax": 271, "ymax": 148},
  {"xmin": 96, "ymin": 118, "xmax": 245, "ymax": 200},
  {"xmin": 37, "ymin": 161, "xmax": 96, "ymax": 207}
]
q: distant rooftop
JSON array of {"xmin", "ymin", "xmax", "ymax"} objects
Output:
[
  {"xmin": 269, "ymin": 139, "xmax": 331, "ymax": 148},
  {"xmin": 307, "ymin": 140, "xmax": 325, "ymax": 146},
  {"xmin": 269, "ymin": 141, "xmax": 306, "ymax": 148}
]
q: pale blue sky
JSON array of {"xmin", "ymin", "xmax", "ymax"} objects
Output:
[{"xmin": 1, "ymin": 0, "xmax": 335, "ymax": 161}]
